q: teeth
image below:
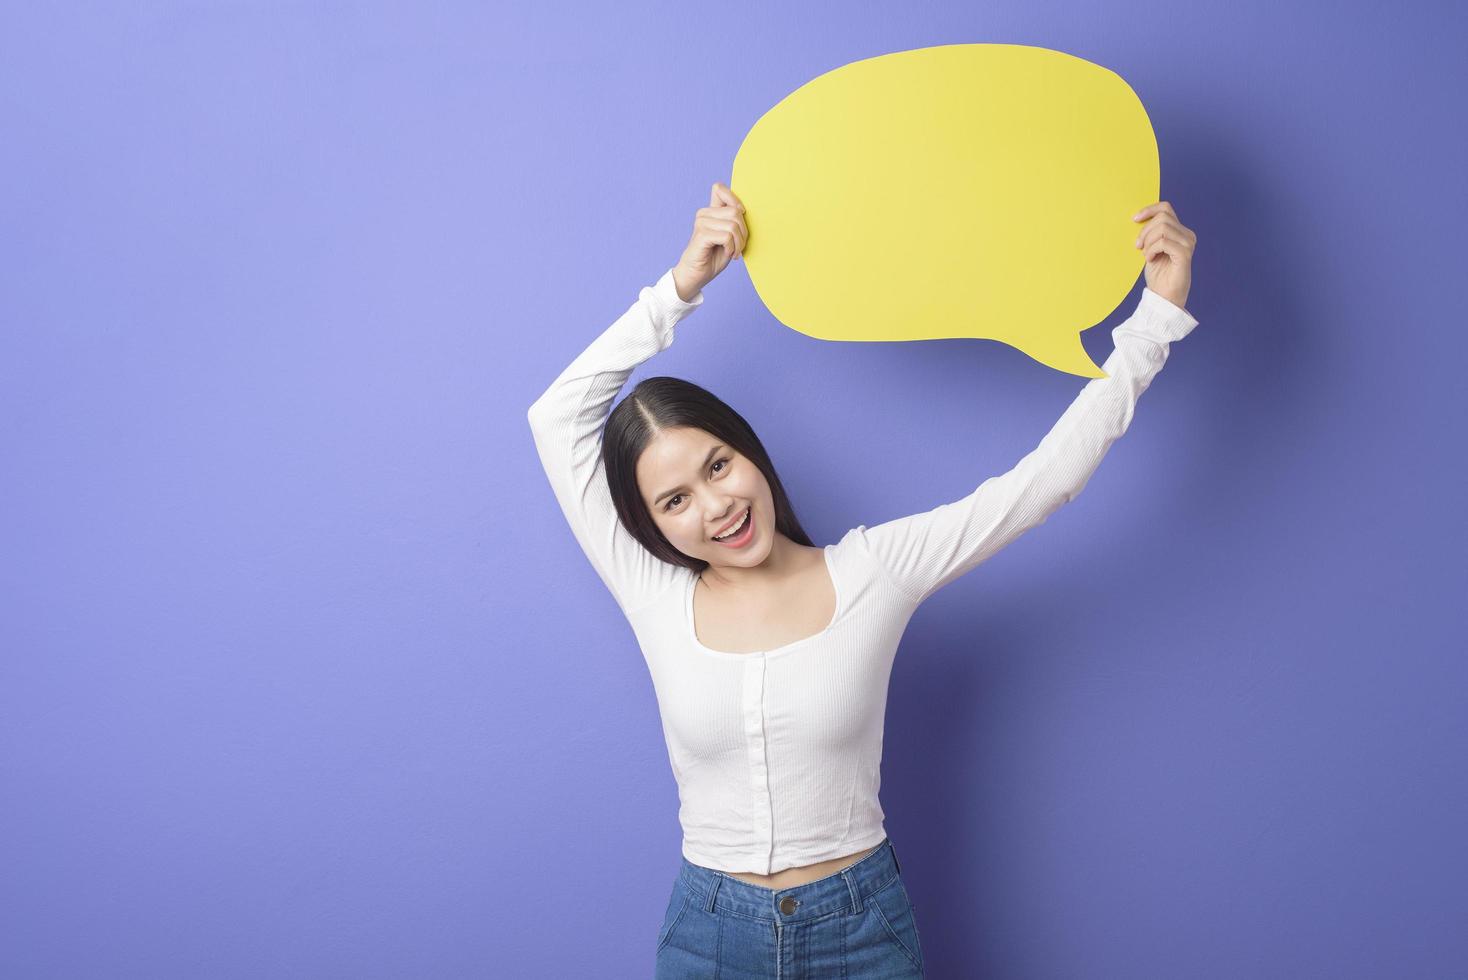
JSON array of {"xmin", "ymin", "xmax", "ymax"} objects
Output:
[{"xmin": 713, "ymin": 508, "xmax": 750, "ymax": 540}]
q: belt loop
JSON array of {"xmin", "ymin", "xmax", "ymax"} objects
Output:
[
  {"xmin": 890, "ymin": 839, "xmax": 902, "ymax": 875},
  {"xmin": 704, "ymin": 872, "xmax": 723, "ymax": 913},
  {"xmin": 841, "ymin": 869, "xmax": 863, "ymax": 914}
]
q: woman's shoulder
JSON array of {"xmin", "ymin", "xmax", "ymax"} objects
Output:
[{"xmin": 831, "ymin": 524, "xmax": 924, "ymax": 607}]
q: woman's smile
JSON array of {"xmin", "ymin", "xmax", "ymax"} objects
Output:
[{"xmin": 711, "ymin": 506, "xmax": 755, "ymax": 547}]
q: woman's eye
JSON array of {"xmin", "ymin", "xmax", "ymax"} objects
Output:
[{"xmin": 664, "ymin": 459, "xmax": 731, "ymax": 512}]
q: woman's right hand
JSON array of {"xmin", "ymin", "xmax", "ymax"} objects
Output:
[{"xmin": 671, "ymin": 182, "xmax": 747, "ymax": 302}]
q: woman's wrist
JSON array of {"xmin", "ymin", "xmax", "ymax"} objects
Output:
[
  {"xmin": 1149, "ymin": 286, "xmax": 1189, "ymax": 311},
  {"xmin": 671, "ymin": 265, "xmax": 705, "ymax": 303}
]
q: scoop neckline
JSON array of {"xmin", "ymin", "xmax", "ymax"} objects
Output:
[{"xmin": 684, "ymin": 544, "xmax": 843, "ymax": 660}]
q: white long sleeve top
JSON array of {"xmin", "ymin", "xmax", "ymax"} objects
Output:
[{"xmin": 527, "ymin": 268, "xmax": 1199, "ymax": 875}]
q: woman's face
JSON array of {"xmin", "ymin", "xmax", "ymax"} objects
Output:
[{"xmin": 636, "ymin": 426, "xmax": 775, "ymax": 567}]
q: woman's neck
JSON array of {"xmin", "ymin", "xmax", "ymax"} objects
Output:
[{"xmin": 699, "ymin": 532, "xmax": 815, "ymax": 593}]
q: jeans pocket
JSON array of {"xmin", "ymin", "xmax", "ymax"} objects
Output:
[
  {"xmin": 868, "ymin": 876, "xmax": 924, "ymax": 972},
  {"xmin": 656, "ymin": 881, "xmax": 692, "ymax": 954}
]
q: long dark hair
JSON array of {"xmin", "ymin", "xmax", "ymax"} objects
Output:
[{"xmin": 601, "ymin": 376, "xmax": 815, "ymax": 573}]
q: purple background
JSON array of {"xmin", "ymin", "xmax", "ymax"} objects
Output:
[{"xmin": 3, "ymin": 3, "xmax": 1464, "ymax": 978}]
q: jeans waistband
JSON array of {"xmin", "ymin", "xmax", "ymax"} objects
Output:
[{"xmin": 676, "ymin": 839, "xmax": 903, "ymax": 924}]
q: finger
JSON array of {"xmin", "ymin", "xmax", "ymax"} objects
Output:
[
  {"xmin": 701, "ymin": 215, "xmax": 745, "ymax": 255},
  {"xmin": 1135, "ymin": 217, "xmax": 1179, "ymax": 249},
  {"xmin": 1143, "ymin": 234, "xmax": 1187, "ymax": 261},
  {"xmin": 1153, "ymin": 223, "xmax": 1196, "ymax": 250},
  {"xmin": 696, "ymin": 227, "xmax": 737, "ymax": 264},
  {"xmin": 1167, "ymin": 230, "xmax": 1194, "ymax": 254},
  {"xmin": 712, "ymin": 182, "xmax": 745, "ymax": 213},
  {"xmin": 698, "ymin": 205, "xmax": 743, "ymax": 225},
  {"xmin": 695, "ymin": 207, "xmax": 745, "ymax": 242},
  {"xmin": 1132, "ymin": 200, "xmax": 1178, "ymax": 222},
  {"xmin": 701, "ymin": 229, "xmax": 737, "ymax": 264},
  {"xmin": 723, "ymin": 222, "xmax": 745, "ymax": 257}
]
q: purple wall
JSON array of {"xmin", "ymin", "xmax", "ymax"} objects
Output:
[{"xmin": 3, "ymin": 3, "xmax": 1464, "ymax": 977}]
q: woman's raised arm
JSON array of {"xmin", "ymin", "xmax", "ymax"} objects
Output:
[
  {"xmin": 857, "ymin": 288, "xmax": 1199, "ymax": 606},
  {"xmin": 526, "ymin": 270, "xmax": 704, "ymax": 616},
  {"xmin": 858, "ymin": 202, "xmax": 1202, "ymax": 606},
  {"xmin": 526, "ymin": 182, "xmax": 747, "ymax": 616}
]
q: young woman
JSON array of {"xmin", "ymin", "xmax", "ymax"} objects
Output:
[{"xmin": 527, "ymin": 182, "xmax": 1199, "ymax": 978}]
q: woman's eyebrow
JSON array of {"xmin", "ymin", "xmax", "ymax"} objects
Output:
[{"xmin": 653, "ymin": 445, "xmax": 725, "ymax": 505}]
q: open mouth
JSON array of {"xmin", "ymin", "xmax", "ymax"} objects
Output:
[{"xmin": 711, "ymin": 506, "xmax": 753, "ymax": 544}]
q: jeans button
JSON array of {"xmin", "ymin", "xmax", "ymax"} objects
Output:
[{"xmin": 779, "ymin": 896, "xmax": 798, "ymax": 915}]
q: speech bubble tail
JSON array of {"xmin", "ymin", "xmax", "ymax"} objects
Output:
[{"xmin": 1011, "ymin": 332, "xmax": 1108, "ymax": 379}]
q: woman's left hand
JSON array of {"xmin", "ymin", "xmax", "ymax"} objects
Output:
[{"xmin": 1133, "ymin": 201, "xmax": 1196, "ymax": 311}]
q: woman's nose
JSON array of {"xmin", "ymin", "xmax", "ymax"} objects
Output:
[{"xmin": 706, "ymin": 500, "xmax": 738, "ymax": 523}]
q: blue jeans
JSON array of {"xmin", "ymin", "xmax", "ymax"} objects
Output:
[{"xmin": 655, "ymin": 837, "xmax": 925, "ymax": 978}]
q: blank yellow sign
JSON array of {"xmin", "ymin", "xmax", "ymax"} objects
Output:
[{"xmin": 731, "ymin": 43, "xmax": 1159, "ymax": 378}]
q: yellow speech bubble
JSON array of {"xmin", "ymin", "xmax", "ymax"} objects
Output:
[{"xmin": 731, "ymin": 43, "xmax": 1159, "ymax": 378}]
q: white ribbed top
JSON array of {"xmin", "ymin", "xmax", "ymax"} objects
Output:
[{"xmin": 527, "ymin": 268, "xmax": 1199, "ymax": 874}]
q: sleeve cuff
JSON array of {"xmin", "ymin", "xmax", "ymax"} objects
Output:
[
  {"xmin": 1135, "ymin": 287, "xmax": 1200, "ymax": 344},
  {"xmin": 651, "ymin": 267, "xmax": 706, "ymax": 317}
]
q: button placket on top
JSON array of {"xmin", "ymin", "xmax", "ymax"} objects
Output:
[{"xmin": 742, "ymin": 654, "xmax": 775, "ymax": 873}]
